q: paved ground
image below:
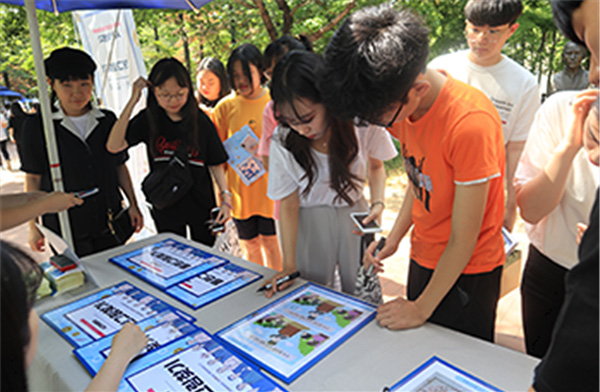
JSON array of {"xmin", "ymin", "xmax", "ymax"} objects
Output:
[{"xmin": 0, "ymin": 144, "xmax": 528, "ymax": 353}]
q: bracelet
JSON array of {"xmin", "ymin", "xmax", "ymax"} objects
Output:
[
  {"xmin": 221, "ymin": 201, "xmax": 233, "ymax": 210},
  {"xmin": 220, "ymin": 190, "xmax": 233, "ymax": 197},
  {"xmin": 370, "ymin": 201, "xmax": 385, "ymax": 210}
]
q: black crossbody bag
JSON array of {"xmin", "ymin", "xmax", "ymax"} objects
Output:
[{"xmin": 141, "ymin": 142, "xmax": 193, "ymax": 210}]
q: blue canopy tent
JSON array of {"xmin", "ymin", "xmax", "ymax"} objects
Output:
[
  {"xmin": 0, "ymin": 85, "xmax": 25, "ymax": 99},
  {"xmin": 0, "ymin": 0, "xmax": 214, "ymax": 247}
]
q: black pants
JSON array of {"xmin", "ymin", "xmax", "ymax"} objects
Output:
[
  {"xmin": 150, "ymin": 194, "xmax": 215, "ymax": 247},
  {"xmin": 0, "ymin": 140, "xmax": 10, "ymax": 165},
  {"xmin": 74, "ymin": 232, "xmax": 121, "ymax": 258},
  {"xmin": 407, "ymin": 259, "xmax": 502, "ymax": 342},
  {"xmin": 521, "ymin": 244, "xmax": 567, "ymax": 358}
]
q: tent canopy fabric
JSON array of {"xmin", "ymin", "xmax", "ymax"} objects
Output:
[
  {"xmin": 0, "ymin": 0, "xmax": 213, "ymax": 13},
  {"xmin": 0, "ymin": 86, "xmax": 24, "ymax": 98}
]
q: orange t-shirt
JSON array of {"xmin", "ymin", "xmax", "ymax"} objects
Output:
[
  {"xmin": 388, "ymin": 75, "xmax": 505, "ymax": 274},
  {"xmin": 212, "ymin": 90, "xmax": 274, "ymax": 220}
]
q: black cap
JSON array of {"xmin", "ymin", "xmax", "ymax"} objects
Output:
[{"xmin": 44, "ymin": 47, "xmax": 97, "ymax": 80}]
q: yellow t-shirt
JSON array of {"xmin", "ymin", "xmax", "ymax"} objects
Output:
[{"xmin": 213, "ymin": 89, "xmax": 273, "ymax": 220}]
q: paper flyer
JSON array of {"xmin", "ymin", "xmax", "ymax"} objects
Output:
[
  {"xmin": 384, "ymin": 356, "xmax": 503, "ymax": 392},
  {"xmin": 165, "ymin": 263, "xmax": 262, "ymax": 309},
  {"xmin": 217, "ymin": 283, "xmax": 377, "ymax": 383},
  {"xmin": 41, "ymin": 281, "xmax": 195, "ymax": 348},
  {"xmin": 222, "ymin": 124, "xmax": 266, "ymax": 186},
  {"xmin": 109, "ymin": 238, "xmax": 228, "ymax": 289},
  {"xmin": 119, "ymin": 329, "xmax": 286, "ymax": 392}
]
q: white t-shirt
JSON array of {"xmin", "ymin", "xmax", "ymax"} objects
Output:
[
  {"xmin": 68, "ymin": 113, "xmax": 90, "ymax": 139},
  {"xmin": 429, "ymin": 50, "xmax": 540, "ymax": 144},
  {"xmin": 514, "ymin": 91, "xmax": 599, "ymax": 269},
  {"xmin": 268, "ymin": 123, "xmax": 398, "ymax": 207},
  {"xmin": 0, "ymin": 112, "xmax": 7, "ymax": 142}
]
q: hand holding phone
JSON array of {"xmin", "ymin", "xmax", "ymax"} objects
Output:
[
  {"xmin": 350, "ymin": 212, "xmax": 382, "ymax": 234},
  {"xmin": 206, "ymin": 207, "xmax": 225, "ymax": 234},
  {"xmin": 74, "ymin": 188, "xmax": 99, "ymax": 199}
]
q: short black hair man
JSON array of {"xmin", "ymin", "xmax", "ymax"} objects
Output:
[{"xmin": 321, "ymin": 4, "xmax": 506, "ymax": 342}]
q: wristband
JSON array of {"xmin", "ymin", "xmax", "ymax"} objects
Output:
[
  {"xmin": 370, "ymin": 201, "xmax": 385, "ymax": 210},
  {"xmin": 221, "ymin": 201, "xmax": 233, "ymax": 210},
  {"xmin": 220, "ymin": 190, "xmax": 233, "ymax": 197}
]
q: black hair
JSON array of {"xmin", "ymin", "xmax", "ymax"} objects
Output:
[
  {"xmin": 271, "ymin": 51, "xmax": 361, "ymax": 205},
  {"xmin": 321, "ymin": 4, "xmax": 429, "ymax": 124},
  {"xmin": 146, "ymin": 58, "xmax": 200, "ymax": 156},
  {"xmin": 44, "ymin": 47, "xmax": 96, "ymax": 112},
  {"xmin": 551, "ymin": 0, "xmax": 585, "ymax": 46},
  {"xmin": 196, "ymin": 57, "xmax": 231, "ymax": 108},
  {"xmin": 227, "ymin": 43, "xmax": 265, "ymax": 95},
  {"xmin": 263, "ymin": 35, "xmax": 313, "ymax": 70},
  {"xmin": 1, "ymin": 240, "xmax": 43, "ymax": 392},
  {"xmin": 464, "ymin": 0, "xmax": 523, "ymax": 27},
  {"xmin": 9, "ymin": 101, "xmax": 27, "ymax": 119}
]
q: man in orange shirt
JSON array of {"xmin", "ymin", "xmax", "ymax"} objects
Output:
[{"xmin": 321, "ymin": 4, "xmax": 505, "ymax": 341}]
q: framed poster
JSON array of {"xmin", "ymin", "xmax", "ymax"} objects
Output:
[
  {"xmin": 109, "ymin": 238, "xmax": 228, "ymax": 289},
  {"xmin": 73, "ymin": 309, "xmax": 199, "ymax": 376},
  {"xmin": 217, "ymin": 283, "xmax": 377, "ymax": 383},
  {"xmin": 41, "ymin": 281, "xmax": 195, "ymax": 348},
  {"xmin": 118, "ymin": 329, "xmax": 286, "ymax": 392},
  {"xmin": 384, "ymin": 356, "xmax": 503, "ymax": 392},
  {"xmin": 165, "ymin": 263, "xmax": 262, "ymax": 309}
]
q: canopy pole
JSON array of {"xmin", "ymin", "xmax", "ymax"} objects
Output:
[{"xmin": 24, "ymin": 0, "xmax": 75, "ymax": 249}]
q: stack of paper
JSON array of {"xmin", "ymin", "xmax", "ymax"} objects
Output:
[{"xmin": 40, "ymin": 261, "xmax": 85, "ymax": 294}]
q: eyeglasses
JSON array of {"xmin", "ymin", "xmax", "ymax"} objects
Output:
[
  {"xmin": 155, "ymin": 91, "xmax": 188, "ymax": 102},
  {"xmin": 370, "ymin": 100, "xmax": 405, "ymax": 128},
  {"xmin": 464, "ymin": 25, "xmax": 510, "ymax": 44}
]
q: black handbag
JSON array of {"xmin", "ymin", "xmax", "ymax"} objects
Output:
[
  {"xmin": 105, "ymin": 207, "xmax": 135, "ymax": 244},
  {"xmin": 141, "ymin": 142, "xmax": 193, "ymax": 210}
]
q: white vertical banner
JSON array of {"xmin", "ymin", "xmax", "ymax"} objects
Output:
[{"xmin": 73, "ymin": 9, "xmax": 155, "ymax": 239}]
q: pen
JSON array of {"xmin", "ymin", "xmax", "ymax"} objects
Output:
[
  {"xmin": 366, "ymin": 237, "xmax": 386, "ymax": 275},
  {"xmin": 257, "ymin": 271, "xmax": 301, "ymax": 292}
]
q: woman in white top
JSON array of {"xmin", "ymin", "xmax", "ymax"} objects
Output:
[
  {"xmin": 262, "ymin": 51, "xmax": 397, "ymax": 297},
  {"xmin": 514, "ymin": 89, "xmax": 599, "ymax": 358}
]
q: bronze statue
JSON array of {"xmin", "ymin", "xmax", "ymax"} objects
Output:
[{"xmin": 552, "ymin": 41, "xmax": 589, "ymax": 93}]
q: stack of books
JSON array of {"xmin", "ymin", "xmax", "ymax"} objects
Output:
[{"xmin": 38, "ymin": 260, "xmax": 85, "ymax": 296}]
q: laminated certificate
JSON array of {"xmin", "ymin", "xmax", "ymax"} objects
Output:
[
  {"xmin": 222, "ymin": 124, "xmax": 266, "ymax": 186},
  {"xmin": 74, "ymin": 309, "xmax": 199, "ymax": 375},
  {"xmin": 41, "ymin": 281, "xmax": 195, "ymax": 348},
  {"xmin": 165, "ymin": 263, "xmax": 262, "ymax": 309},
  {"xmin": 217, "ymin": 283, "xmax": 377, "ymax": 383},
  {"xmin": 118, "ymin": 329, "xmax": 286, "ymax": 392},
  {"xmin": 384, "ymin": 356, "xmax": 503, "ymax": 392},
  {"xmin": 109, "ymin": 238, "xmax": 228, "ymax": 289}
]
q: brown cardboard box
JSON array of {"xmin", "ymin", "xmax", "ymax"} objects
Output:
[{"xmin": 500, "ymin": 249, "xmax": 522, "ymax": 298}]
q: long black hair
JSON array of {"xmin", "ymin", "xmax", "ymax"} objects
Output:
[
  {"xmin": 146, "ymin": 58, "xmax": 200, "ymax": 156},
  {"xmin": 196, "ymin": 57, "xmax": 231, "ymax": 108},
  {"xmin": 1, "ymin": 240, "xmax": 43, "ymax": 392},
  {"xmin": 271, "ymin": 51, "xmax": 361, "ymax": 205}
]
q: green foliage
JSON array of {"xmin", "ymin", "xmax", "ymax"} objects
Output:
[{"xmin": 0, "ymin": 0, "xmax": 570, "ymax": 102}]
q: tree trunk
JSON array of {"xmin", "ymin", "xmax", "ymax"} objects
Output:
[
  {"xmin": 179, "ymin": 12, "xmax": 192, "ymax": 74},
  {"xmin": 2, "ymin": 72, "xmax": 10, "ymax": 90},
  {"xmin": 546, "ymin": 31, "xmax": 558, "ymax": 95},
  {"xmin": 275, "ymin": 0, "xmax": 293, "ymax": 35},
  {"xmin": 307, "ymin": 0, "xmax": 356, "ymax": 42},
  {"xmin": 253, "ymin": 0, "xmax": 278, "ymax": 41}
]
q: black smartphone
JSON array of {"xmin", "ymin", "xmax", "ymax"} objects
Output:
[
  {"xmin": 50, "ymin": 254, "xmax": 77, "ymax": 272},
  {"xmin": 210, "ymin": 207, "xmax": 225, "ymax": 234},
  {"xmin": 350, "ymin": 212, "xmax": 382, "ymax": 234}
]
